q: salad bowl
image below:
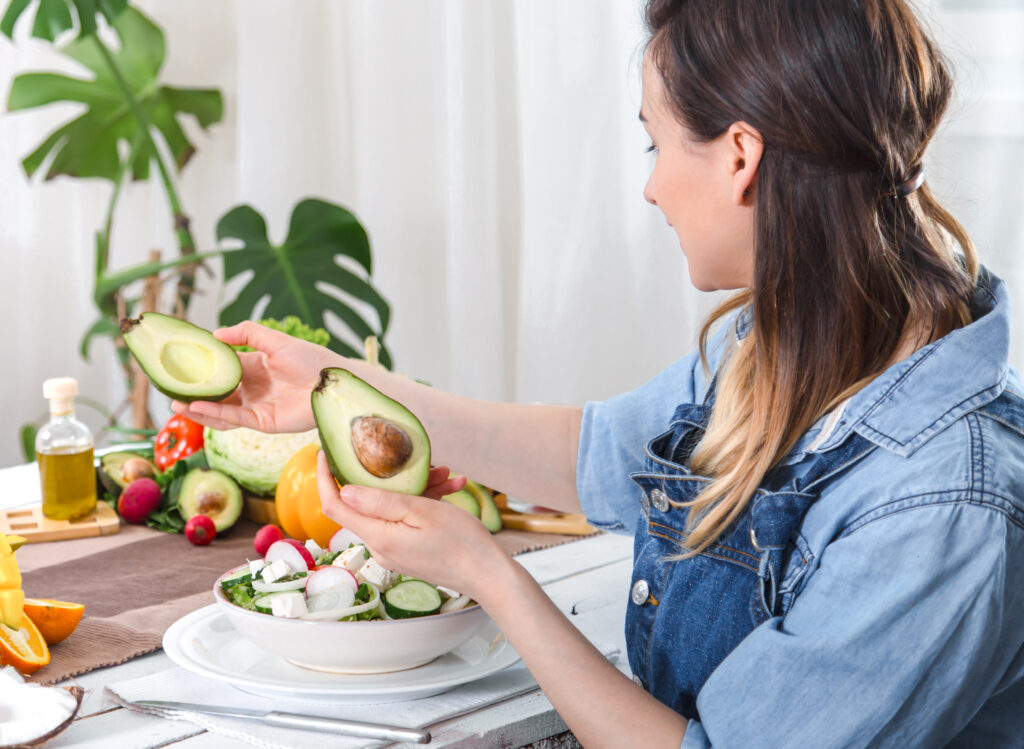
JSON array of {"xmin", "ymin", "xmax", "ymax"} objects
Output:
[{"xmin": 213, "ymin": 564, "xmax": 491, "ymax": 674}]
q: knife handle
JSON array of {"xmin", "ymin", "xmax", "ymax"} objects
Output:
[{"xmin": 264, "ymin": 711, "xmax": 431, "ymax": 744}]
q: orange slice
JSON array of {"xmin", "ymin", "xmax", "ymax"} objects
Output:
[
  {"xmin": 0, "ymin": 613, "xmax": 50, "ymax": 674},
  {"xmin": 23, "ymin": 599, "xmax": 85, "ymax": 645}
]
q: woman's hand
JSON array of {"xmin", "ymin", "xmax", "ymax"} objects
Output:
[
  {"xmin": 316, "ymin": 452, "xmax": 503, "ymax": 597},
  {"xmin": 170, "ymin": 321, "xmax": 340, "ymax": 433}
]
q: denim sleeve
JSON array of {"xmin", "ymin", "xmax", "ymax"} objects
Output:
[
  {"xmin": 576, "ymin": 317, "xmax": 736, "ymax": 534},
  {"xmin": 680, "ymin": 502, "xmax": 1024, "ymax": 748}
]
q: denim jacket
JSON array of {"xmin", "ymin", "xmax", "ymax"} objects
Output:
[{"xmin": 577, "ymin": 267, "xmax": 1024, "ymax": 748}]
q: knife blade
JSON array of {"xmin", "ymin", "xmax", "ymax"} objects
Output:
[{"xmin": 132, "ymin": 700, "xmax": 431, "ymax": 744}]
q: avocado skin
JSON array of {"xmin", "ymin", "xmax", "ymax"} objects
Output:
[
  {"xmin": 312, "ymin": 368, "xmax": 431, "ymax": 495},
  {"xmin": 121, "ymin": 313, "xmax": 241, "ymax": 403},
  {"xmin": 465, "ymin": 479, "xmax": 503, "ymax": 533},
  {"xmin": 176, "ymin": 467, "xmax": 243, "ymax": 533},
  {"xmin": 97, "ymin": 452, "xmax": 158, "ymax": 497}
]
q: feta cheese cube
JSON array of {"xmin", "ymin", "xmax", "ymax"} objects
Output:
[
  {"xmin": 270, "ymin": 592, "xmax": 308, "ymax": 618},
  {"xmin": 248, "ymin": 559, "xmax": 266, "ymax": 576},
  {"xmin": 357, "ymin": 557, "xmax": 395, "ymax": 590},
  {"xmin": 332, "ymin": 545, "xmax": 367, "ymax": 574},
  {"xmin": 260, "ymin": 558, "xmax": 292, "ymax": 583},
  {"xmin": 304, "ymin": 538, "xmax": 323, "ymax": 560}
]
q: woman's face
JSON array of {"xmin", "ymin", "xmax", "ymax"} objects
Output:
[{"xmin": 640, "ymin": 55, "xmax": 755, "ymax": 291}]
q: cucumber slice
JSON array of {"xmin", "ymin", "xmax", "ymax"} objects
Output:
[
  {"xmin": 383, "ymin": 580, "xmax": 442, "ymax": 619},
  {"xmin": 220, "ymin": 569, "xmax": 252, "ymax": 590}
]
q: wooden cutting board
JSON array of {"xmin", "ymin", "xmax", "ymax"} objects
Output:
[{"xmin": 0, "ymin": 502, "xmax": 120, "ymax": 543}]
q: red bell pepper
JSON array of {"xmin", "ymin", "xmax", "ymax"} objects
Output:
[{"xmin": 153, "ymin": 415, "xmax": 204, "ymax": 471}]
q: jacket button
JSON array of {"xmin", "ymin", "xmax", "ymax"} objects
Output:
[
  {"xmin": 650, "ymin": 488, "xmax": 670, "ymax": 513},
  {"xmin": 631, "ymin": 579, "xmax": 650, "ymax": 606}
]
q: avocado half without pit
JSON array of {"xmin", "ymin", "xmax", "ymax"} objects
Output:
[
  {"xmin": 312, "ymin": 368, "xmax": 431, "ymax": 494},
  {"xmin": 120, "ymin": 312, "xmax": 242, "ymax": 402}
]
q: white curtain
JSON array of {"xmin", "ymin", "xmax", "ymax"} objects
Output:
[{"xmin": 0, "ymin": 0, "xmax": 1021, "ymax": 467}]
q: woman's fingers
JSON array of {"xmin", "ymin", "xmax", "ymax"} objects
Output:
[
  {"xmin": 180, "ymin": 399, "xmax": 263, "ymax": 431},
  {"xmin": 317, "ymin": 452, "xmax": 413, "ymax": 527},
  {"xmin": 169, "ymin": 401, "xmax": 242, "ymax": 431},
  {"xmin": 423, "ymin": 466, "xmax": 467, "ymax": 500},
  {"xmin": 212, "ymin": 320, "xmax": 274, "ymax": 350}
]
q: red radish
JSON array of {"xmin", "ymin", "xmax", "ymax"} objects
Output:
[
  {"xmin": 117, "ymin": 477, "xmax": 162, "ymax": 524},
  {"xmin": 305, "ymin": 566, "xmax": 359, "ymax": 598},
  {"xmin": 253, "ymin": 524, "xmax": 285, "ymax": 556},
  {"xmin": 185, "ymin": 515, "xmax": 216, "ymax": 546},
  {"xmin": 264, "ymin": 539, "xmax": 314, "ymax": 571},
  {"xmin": 328, "ymin": 528, "xmax": 364, "ymax": 553}
]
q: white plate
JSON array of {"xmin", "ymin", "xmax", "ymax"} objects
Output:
[{"xmin": 162, "ymin": 605, "xmax": 521, "ymax": 703}]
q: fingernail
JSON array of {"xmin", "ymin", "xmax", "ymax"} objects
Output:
[{"xmin": 340, "ymin": 485, "xmax": 360, "ymax": 503}]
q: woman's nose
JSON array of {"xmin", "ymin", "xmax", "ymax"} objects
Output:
[{"xmin": 643, "ymin": 176, "xmax": 657, "ymax": 206}]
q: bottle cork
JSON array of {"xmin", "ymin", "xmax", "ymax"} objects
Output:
[{"xmin": 43, "ymin": 376, "xmax": 79, "ymax": 415}]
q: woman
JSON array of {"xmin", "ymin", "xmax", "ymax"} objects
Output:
[{"xmin": 176, "ymin": 1, "xmax": 1024, "ymax": 746}]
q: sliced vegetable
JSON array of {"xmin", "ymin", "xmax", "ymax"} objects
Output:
[
  {"xmin": 264, "ymin": 540, "xmax": 313, "ymax": 572},
  {"xmin": 219, "ymin": 569, "xmax": 252, "ymax": 590},
  {"xmin": 440, "ymin": 594, "xmax": 473, "ymax": 613},
  {"xmin": 328, "ymin": 528, "xmax": 364, "ymax": 553},
  {"xmin": 305, "ymin": 567, "xmax": 358, "ymax": 598},
  {"xmin": 301, "ymin": 584, "xmax": 380, "ymax": 621},
  {"xmin": 252, "ymin": 576, "xmax": 308, "ymax": 594},
  {"xmin": 383, "ymin": 580, "xmax": 442, "ymax": 619}
]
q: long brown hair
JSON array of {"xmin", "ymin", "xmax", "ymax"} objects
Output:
[{"xmin": 644, "ymin": 0, "xmax": 978, "ymax": 555}]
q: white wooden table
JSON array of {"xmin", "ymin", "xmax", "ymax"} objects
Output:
[{"xmin": 41, "ymin": 532, "xmax": 635, "ymax": 749}]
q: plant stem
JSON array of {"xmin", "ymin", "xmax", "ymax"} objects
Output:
[
  {"xmin": 99, "ymin": 128, "xmax": 144, "ymax": 276},
  {"xmin": 91, "ymin": 35, "xmax": 200, "ymax": 313}
]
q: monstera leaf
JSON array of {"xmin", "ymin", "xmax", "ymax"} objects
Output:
[
  {"xmin": 1, "ymin": 0, "xmax": 126, "ymax": 42},
  {"xmin": 217, "ymin": 199, "xmax": 393, "ymax": 368},
  {"xmin": 6, "ymin": 6, "xmax": 222, "ymax": 181}
]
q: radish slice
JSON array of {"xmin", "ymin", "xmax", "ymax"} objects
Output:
[
  {"xmin": 264, "ymin": 540, "xmax": 313, "ymax": 572},
  {"xmin": 440, "ymin": 594, "xmax": 473, "ymax": 613},
  {"xmin": 328, "ymin": 528, "xmax": 365, "ymax": 553},
  {"xmin": 282, "ymin": 539, "xmax": 316, "ymax": 568},
  {"xmin": 301, "ymin": 585, "xmax": 380, "ymax": 621},
  {"xmin": 305, "ymin": 566, "xmax": 359, "ymax": 598},
  {"xmin": 252, "ymin": 577, "xmax": 308, "ymax": 594}
]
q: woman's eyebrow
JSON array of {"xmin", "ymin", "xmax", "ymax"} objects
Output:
[{"xmin": 639, "ymin": 109, "xmax": 648, "ymax": 123}]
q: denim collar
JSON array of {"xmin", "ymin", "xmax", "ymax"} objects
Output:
[{"xmin": 810, "ymin": 265, "xmax": 1009, "ymax": 457}]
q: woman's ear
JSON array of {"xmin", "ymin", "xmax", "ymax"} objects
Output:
[{"xmin": 725, "ymin": 121, "xmax": 763, "ymax": 205}]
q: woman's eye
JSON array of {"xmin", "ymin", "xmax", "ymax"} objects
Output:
[{"xmin": 645, "ymin": 144, "xmax": 658, "ymax": 154}]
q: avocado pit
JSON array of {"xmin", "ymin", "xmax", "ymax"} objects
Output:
[
  {"xmin": 121, "ymin": 457, "xmax": 156, "ymax": 484},
  {"xmin": 350, "ymin": 416, "xmax": 413, "ymax": 478},
  {"xmin": 197, "ymin": 490, "xmax": 227, "ymax": 516}
]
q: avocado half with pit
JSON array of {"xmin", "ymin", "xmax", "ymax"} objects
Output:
[
  {"xmin": 177, "ymin": 467, "xmax": 243, "ymax": 532},
  {"xmin": 97, "ymin": 452, "xmax": 158, "ymax": 496},
  {"xmin": 312, "ymin": 368, "xmax": 431, "ymax": 494},
  {"xmin": 121, "ymin": 312, "xmax": 242, "ymax": 402}
]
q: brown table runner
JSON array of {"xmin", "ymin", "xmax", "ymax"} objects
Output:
[{"xmin": 17, "ymin": 520, "xmax": 593, "ymax": 685}]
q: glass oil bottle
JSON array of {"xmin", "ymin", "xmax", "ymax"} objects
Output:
[{"xmin": 36, "ymin": 377, "xmax": 97, "ymax": 521}]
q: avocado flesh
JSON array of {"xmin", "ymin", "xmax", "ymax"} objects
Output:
[
  {"xmin": 121, "ymin": 312, "xmax": 242, "ymax": 402},
  {"xmin": 442, "ymin": 488, "xmax": 480, "ymax": 517},
  {"xmin": 466, "ymin": 479, "xmax": 502, "ymax": 533},
  {"xmin": 98, "ymin": 452, "xmax": 157, "ymax": 496},
  {"xmin": 177, "ymin": 467, "xmax": 243, "ymax": 532},
  {"xmin": 312, "ymin": 368, "xmax": 430, "ymax": 495}
]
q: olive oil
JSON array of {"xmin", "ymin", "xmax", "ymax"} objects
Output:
[
  {"xmin": 38, "ymin": 447, "xmax": 97, "ymax": 520},
  {"xmin": 36, "ymin": 377, "xmax": 97, "ymax": 521}
]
